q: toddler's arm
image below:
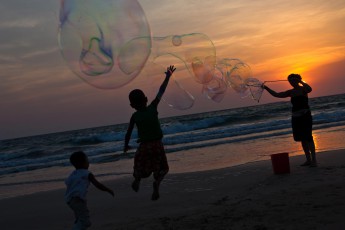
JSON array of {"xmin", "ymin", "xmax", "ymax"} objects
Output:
[{"xmin": 89, "ymin": 173, "xmax": 114, "ymax": 197}]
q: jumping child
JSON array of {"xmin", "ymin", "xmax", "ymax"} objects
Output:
[{"xmin": 124, "ymin": 65, "xmax": 176, "ymax": 200}]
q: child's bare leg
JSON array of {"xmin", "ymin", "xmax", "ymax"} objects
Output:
[{"xmin": 152, "ymin": 169, "xmax": 168, "ymax": 201}]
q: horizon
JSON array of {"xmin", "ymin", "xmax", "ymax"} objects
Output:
[{"xmin": 2, "ymin": 92, "xmax": 343, "ymax": 141}]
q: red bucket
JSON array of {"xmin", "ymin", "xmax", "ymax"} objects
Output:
[{"xmin": 270, "ymin": 152, "xmax": 290, "ymax": 174}]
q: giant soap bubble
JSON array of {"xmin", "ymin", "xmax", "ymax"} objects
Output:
[
  {"xmin": 58, "ymin": 1, "xmax": 265, "ymax": 107},
  {"xmin": 58, "ymin": 0, "xmax": 151, "ymax": 89}
]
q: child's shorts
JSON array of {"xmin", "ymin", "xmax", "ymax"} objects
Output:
[{"xmin": 133, "ymin": 140, "xmax": 169, "ymax": 180}]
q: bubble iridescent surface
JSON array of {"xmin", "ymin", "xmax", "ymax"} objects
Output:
[{"xmin": 58, "ymin": 0, "xmax": 151, "ymax": 89}]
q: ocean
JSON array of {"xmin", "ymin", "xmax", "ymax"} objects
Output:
[{"xmin": 1, "ymin": 93, "xmax": 345, "ymax": 199}]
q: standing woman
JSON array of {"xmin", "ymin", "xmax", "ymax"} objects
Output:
[{"xmin": 263, "ymin": 74, "xmax": 317, "ymax": 167}]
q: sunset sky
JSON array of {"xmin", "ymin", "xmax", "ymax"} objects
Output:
[{"xmin": 1, "ymin": 0, "xmax": 345, "ymax": 140}]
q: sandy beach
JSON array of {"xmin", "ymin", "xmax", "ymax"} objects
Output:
[{"xmin": 1, "ymin": 149, "xmax": 345, "ymax": 230}]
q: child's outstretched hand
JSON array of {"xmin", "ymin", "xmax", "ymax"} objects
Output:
[{"xmin": 165, "ymin": 65, "xmax": 176, "ymax": 77}]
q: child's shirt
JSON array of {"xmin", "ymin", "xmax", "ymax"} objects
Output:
[
  {"xmin": 132, "ymin": 103, "xmax": 163, "ymax": 142},
  {"xmin": 65, "ymin": 169, "xmax": 90, "ymax": 203}
]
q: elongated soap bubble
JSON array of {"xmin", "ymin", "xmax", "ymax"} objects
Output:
[
  {"xmin": 58, "ymin": 0, "xmax": 151, "ymax": 89},
  {"xmin": 164, "ymin": 75, "xmax": 195, "ymax": 110},
  {"xmin": 151, "ymin": 33, "xmax": 216, "ymax": 84},
  {"xmin": 216, "ymin": 58, "xmax": 244, "ymax": 82},
  {"xmin": 216, "ymin": 58, "xmax": 264, "ymax": 102},
  {"xmin": 202, "ymin": 68, "xmax": 227, "ymax": 103},
  {"xmin": 145, "ymin": 55, "xmax": 195, "ymax": 110},
  {"xmin": 218, "ymin": 59, "xmax": 252, "ymax": 98},
  {"xmin": 134, "ymin": 33, "xmax": 216, "ymax": 109}
]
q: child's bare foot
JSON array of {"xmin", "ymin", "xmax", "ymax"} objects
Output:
[
  {"xmin": 151, "ymin": 181, "xmax": 160, "ymax": 201},
  {"xmin": 132, "ymin": 179, "xmax": 140, "ymax": 192}
]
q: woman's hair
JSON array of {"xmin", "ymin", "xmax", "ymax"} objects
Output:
[
  {"xmin": 287, "ymin": 73, "xmax": 302, "ymax": 81},
  {"xmin": 70, "ymin": 151, "xmax": 87, "ymax": 168}
]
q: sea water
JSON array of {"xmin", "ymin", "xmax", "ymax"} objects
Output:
[{"xmin": 1, "ymin": 93, "xmax": 345, "ymax": 199}]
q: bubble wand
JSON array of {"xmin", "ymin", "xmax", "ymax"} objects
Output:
[{"xmin": 246, "ymin": 79, "xmax": 288, "ymax": 103}]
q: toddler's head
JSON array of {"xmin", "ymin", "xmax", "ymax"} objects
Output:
[{"xmin": 70, "ymin": 151, "xmax": 89, "ymax": 169}]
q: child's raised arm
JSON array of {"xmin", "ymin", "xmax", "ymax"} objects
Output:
[
  {"xmin": 89, "ymin": 173, "xmax": 114, "ymax": 197},
  {"xmin": 152, "ymin": 65, "xmax": 176, "ymax": 107}
]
